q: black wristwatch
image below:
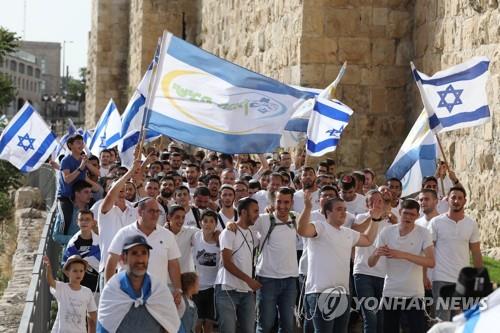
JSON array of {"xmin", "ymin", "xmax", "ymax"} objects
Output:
[{"xmin": 371, "ymin": 217, "xmax": 382, "ymax": 222}]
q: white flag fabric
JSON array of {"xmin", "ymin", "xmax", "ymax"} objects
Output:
[
  {"xmin": 386, "ymin": 110, "xmax": 438, "ymax": 197},
  {"xmin": 0, "ymin": 102, "xmax": 57, "ymax": 172},
  {"xmin": 453, "ymin": 288, "xmax": 500, "ymax": 333},
  {"xmin": 88, "ymin": 99, "xmax": 122, "ymax": 157},
  {"xmin": 306, "ymin": 98, "xmax": 353, "ymax": 157},
  {"xmin": 145, "ymin": 31, "xmax": 314, "ymax": 154},
  {"xmin": 412, "ymin": 57, "xmax": 491, "ymax": 133},
  {"xmin": 118, "ymin": 41, "xmax": 161, "ymax": 167}
]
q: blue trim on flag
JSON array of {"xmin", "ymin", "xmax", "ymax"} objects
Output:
[
  {"xmin": 386, "ymin": 144, "xmax": 436, "ymax": 180},
  {"xmin": 0, "ymin": 105, "xmax": 34, "ymax": 152},
  {"xmin": 121, "ymin": 132, "xmax": 140, "ymax": 152},
  {"xmin": 314, "ymin": 102, "xmax": 351, "ymax": 122},
  {"xmin": 413, "ymin": 60, "xmax": 489, "ymax": 86},
  {"xmin": 88, "ymin": 102, "xmax": 116, "ymax": 150},
  {"xmin": 306, "ymin": 138, "xmax": 340, "ymax": 153},
  {"xmin": 167, "ymin": 36, "xmax": 313, "ymax": 100},
  {"xmin": 437, "ymin": 105, "xmax": 490, "ymax": 128},
  {"xmin": 105, "ymin": 133, "xmax": 121, "ymax": 147},
  {"xmin": 462, "ymin": 304, "xmax": 481, "ymax": 333},
  {"xmin": 285, "ymin": 118, "xmax": 308, "ymax": 132},
  {"xmin": 20, "ymin": 133, "xmax": 56, "ymax": 172},
  {"xmin": 419, "ymin": 158, "xmax": 437, "ymax": 177},
  {"xmin": 121, "ymin": 94, "xmax": 146, "ymax": 136},
  {"xmin": 146, "ymin": 110, "xmax": 281, "ymax": 154},
  {"xmin": 428, "ymin": 114, "xmax": 441, "ymax": 130}
]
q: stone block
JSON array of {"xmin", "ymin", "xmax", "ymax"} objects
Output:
[
  {"xmin": 338, "ymin": 37, "xmax": 371, "ymax": 64},
  {"xmin": 325, "ymin": 9, "xmax": 363, "ymax": 37},
  {"xmin": 373, "ymin": 7, "xmax": 388, "ymax": 26},
  {"xmin": 387, "ymin": 10, "xmax": 412, "ymax": 38},
  {"xmin": 370, "ymin": 87, "xmax": 386, "ymax": 113},
  {"xmin": 14, "ymin": 187, "xmax": 42, "ymax": 210},
  {"xmin": 302, "ymin": 6, "xmax": 325, "ymax": 36},
  {"xmin": 300, "ymin": 64, "xmax": 326, "ymax": 86},
  {"xmin": 372, "ymin": 38, "xmax": 396, "ymax": 65},
  {"xmin": 381, "ymin": 66, "xmax": 410, "ymax": 87}
]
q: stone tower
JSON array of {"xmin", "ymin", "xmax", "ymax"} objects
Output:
[{"xmin": 86, "ymin": 0, "xmax": 499, "ymax": 246}]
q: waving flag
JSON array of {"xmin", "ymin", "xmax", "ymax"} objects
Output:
[
  {"xmin": 118, "ymin": 41, "xmax": 161, "ymax": 167},
  {"xmin": 306, "ymin": 97, "xmax": 353, "ymax": 157},
  {"xmin": 145, "ymin": 31, "xmax": 314, "ymax": 154},
  {"xmin": 88, "ymin": 99, "xmax": 122, "ymax": 157},
  {"xmin": 386, "ymin": 110, "xmax": 438, "ymax": 196},
  {"xmin": 0, "ymin": 103, "xmax": 57, "ymax": 172},
  {"xmin": 412, "ymin": 57, "xmax": 491, "ymax": 133}
]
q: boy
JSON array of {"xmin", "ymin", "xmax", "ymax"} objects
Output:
[
  {"xmin": 43, "ymin": 255, "xmax": 97, "ymax": 333},
  {"xmin": 63, "ymin": 210, "xmax": 101, "ymax": 293}
]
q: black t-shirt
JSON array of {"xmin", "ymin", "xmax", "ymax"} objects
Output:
[{"xmin": 74, "ymin": 236, "xmax": 99, "ymax": 292}]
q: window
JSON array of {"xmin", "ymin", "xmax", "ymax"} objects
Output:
[
  {"xmin": 27, "ymin": 66, "xmax": 33, "ymax": 76},
  {"xmin": 10, "ymin": 60, "xmax": 17, "ymax": 71},
  {"xmin": 40, "ymin": 59, "xmax": 46, "ymax": 74},
  {"xmin": 19, "ymin": 63, "xmax": 25, "ymax": 74},
  {"xmin": 35, "ymin": 68, "xmax": 41, "ymax": 78}
]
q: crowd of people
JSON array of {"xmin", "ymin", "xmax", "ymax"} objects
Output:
[{"xmin": 42, "ymin": 133, "xmax": 493, "ymax": 333}]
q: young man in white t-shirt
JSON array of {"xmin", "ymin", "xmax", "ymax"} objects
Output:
[
  {"xmin": 429, "ymin": 187, "xmax": 482, "ymax": 321},
  {"xmin": 298, "ymin": 193, "xmax": 379, "ymax": 333},
  {"xmin": 352, "ymin": 190, "xmax": 392, "ymax": 333},
  {"xmin": 253, "ymin": 172, "xmax": 283, "ymax": 213},
  {"xmin": 214, "ymin": 197, "xmax": 261, "ymax": 333},
  {"xmin": 340, "ymin": 174, "xmax": 368, "ymax": 216},
  {"xmin": 368, "ymin": 199, "xmax": 435, "ymax": 333}
]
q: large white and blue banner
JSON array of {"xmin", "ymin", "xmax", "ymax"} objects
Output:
[
  {"xmin": 306, "ymin": 98, "xmax": 353, "ymax": 157},
  {"xmin": 88, "ymin": 99, "xmax": 122, "ymax": 157},
  {"xmin": 145, "ymin": 32, "xmax": 315, "ymax": 154},
  {"xmin": 412, "ymin": 57, "xmax": 491, "ymax": 133},
  {"xmin": 0, "ymin": 103, "xmax": 57, "ymax": 172},
  {"xmin": 386, "ymin": 110, "xmax": 438, "ymax": 197}
]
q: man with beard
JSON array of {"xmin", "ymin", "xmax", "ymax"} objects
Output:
[
  {"xmin": 378, "ymin": 185, "xmax": 399, "ymax": 225},
  {"xmin": 207, "ymin": 175, "xmax": 221, "ymax": 210},
  {"xmin": 221, "ymin": 168, "xmax": 237, "ymax": 186},
  {"xmin": 386, "ymin": 178, "xmax": 403, "ymax": 219},
  {"xmin": 234, "ymin": 180, "xmax": 249, "ymax": 205},
  {"xmin": 421, "ymin": 176, "xmax": 449, "ymax": 214},
  {"xmin": 169, "ymin": 152, "xmax": 183, "ymax": 172},
  {"xmin": 158, "ymin": 176, "xmax": 175, "ymax": 209},
  {"xmin": 218, "ymin": 185, "xmax": 238, "ymax": 228},
  {"xmin": 186, "ymin": 164, "xmax": 201, "ymax": 196},
  {"xmin": 253, "ymin": 172, "xmax": 283, "ymax": 213},
  {"xmin": 340, "ymin": 174, "xmax": 368, "ymax": 216},
  {"xmin": 429, "ymin": 187, "xmax": 483, "ymax": 321},
  {"xmin": 98, "ymin": 235, "xmax": 180, "ymax": 332},
  {"xmin": 294, "ymin": 167, "xmax": 320, "ymax": 213}
]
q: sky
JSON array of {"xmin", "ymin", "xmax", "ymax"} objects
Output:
[{"xmin": 0, "ymin": 0, "xmax": 91, "ymax": 78}]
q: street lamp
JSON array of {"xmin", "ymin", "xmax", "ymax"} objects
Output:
[{"xmin": 62, "ymin": 40, "xmax": 74, "ymax": 89}]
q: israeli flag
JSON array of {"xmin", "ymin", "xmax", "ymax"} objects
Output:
[
  {"xmin": 386, "ymin": 110, "xmax": 438, "ymax": 197},
  {"xmin": 54, "ymin": 120, "xmax": 78, "ymax": 158},
  {"xmin": 412, "ymin": 57, "xmax": 491, "ymax": 133},
  {"xmin": 88, "ymin": 99, "xmax": 122, "ymax": 157},
  {"xmin": 0, "ymin": 103, "xmax": 57, "ymax": 172},
  {"xmin": 145, "ymin": 31, "xmax": 315, "ymax": 154},
  {"xmin": 453, "ymin": 288, "xmax": 500, "ymax": 333},
  {"xmin": 119, "ymin": 42, "xmax": 161, "ymax": 167},
  {"xmin": 306, "ymin": 97, "xmax": 353, "ymax": 157}
]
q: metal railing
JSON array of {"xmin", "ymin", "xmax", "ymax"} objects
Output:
[{"xmin": 18, "ymin": 167, "xmax": 60, "ymax": 333}]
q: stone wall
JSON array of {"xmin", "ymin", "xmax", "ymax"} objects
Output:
[
  {"xmin": 199, "ymin": 0, "xmax": 303, "ymax": 84},
  {"xmin": 413, "ymin": 0, "xmax": 500, "ymax": 248},
  {"xmin": 85, "ymin": 0, "xmax": 130, "ymax": 128},
  {"xmin": 0, "ymin": 188, "xmax": 46, "ymax": 332},
  {"xmin": 300, "ymin": 0, "xmax": 415, "ymax": 176}
]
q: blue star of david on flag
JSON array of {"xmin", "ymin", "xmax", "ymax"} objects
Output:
[
  {"xmin": 99, "ymin": 135, "xmax": 107, "ymax": 148},
  {"xmin": 17, "ymin": 133, "xmax": 35, "ymax": 152},
  {"xmin": 325, "ymin": 125, "xmax": 345, "ymax": 138},
  {"xmin": 437, "ymin": 84, "xmax": 463, "ymax": 113}
]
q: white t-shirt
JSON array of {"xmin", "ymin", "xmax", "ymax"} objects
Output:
[
  {"xmin": 97, "ymin": 204, "xmax": 137, "ymax": 272},
  {"xmin": 174, "ymin": 226, "xmax": 198, "ymax": 273},
  {"xmin": 99, "ymin": 166, "xmax": 110, "ymax": 178},
  {"xmin": 108, "ymin": 222, "xmax": 181, "ymax": 285},
  {"xmin": 219, "ymin": 209, "xmax": 237, "ymax": 226},
  {"xmin": 193, "ymin": 231, "xmax": 220, "ymax": 290},
  {"xmin": 254, "ymin": 213, "xmax": 298, "ymax": 279},
  {"xmin": 293, "ymin": 189, "xmax": 320, "ymax": 213},
  {"xmin": 50, "ymin": 281, "xmax": 97, "ymax": 333},
  {"xmin": 215, "ymin": 227, "xmax": 256, "ymax": 292},
  {"xmin": 184, "ymin": 207, "xmax": 199, "ymax": 228},
  {"xmin": 305, "ymin": 220, "xmax": 360, "ymax": 294},
  {"xmin": 353, "ymin": 212, "xmax": 391, "ymax": 278},
  {"xmin": 298, "ymin": 210, "xmax": 325, "ymax": 276},
  {"xmin": 429, "ymin": 214, "xmax": 480, "ymax": 283},
  {"xmin": 376, "ymin": 224, "xmax": 433, "ymax": 298},
  {"xmin": 253, "ymin": 190, "xmax": 272, "ymax": 214},
  {"xmin": 344, "ymin": 193, "xmax": 368, "ymax": 216}
]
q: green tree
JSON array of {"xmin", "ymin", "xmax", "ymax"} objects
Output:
[{"xmin": 0, "ymin": 27, "xmax": 19, "ymax": 109}]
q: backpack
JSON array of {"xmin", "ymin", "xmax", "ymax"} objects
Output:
[{"xmin": 259, "ymin": 212, "xmax": 296, "ymax": 254}]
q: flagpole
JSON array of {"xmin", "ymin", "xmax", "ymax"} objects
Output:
[
  {"xmin": 136, "ymin": 35, "xmax": 165, "ymax": 160},
  {"xmin": 434, "ymin": 133, "xmax": 448, "ymax": 197}
]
